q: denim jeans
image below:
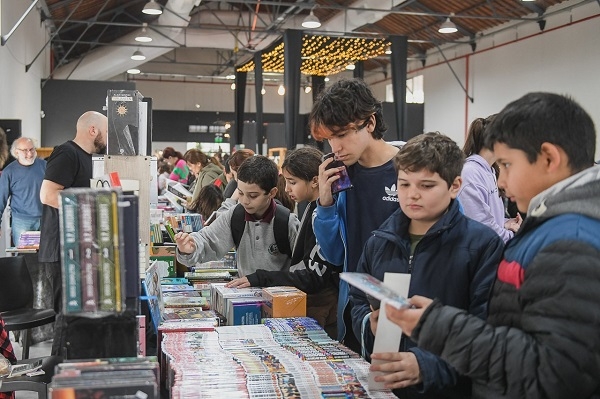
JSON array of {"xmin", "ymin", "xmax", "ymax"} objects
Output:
[{"xmin": 11, "ymin": 215, "xmax": 41, "ymax": 247}]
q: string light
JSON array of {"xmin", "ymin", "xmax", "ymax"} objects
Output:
[{"xmin": 237, "ymin": 35, "xmax": 390, "ymax": 77}]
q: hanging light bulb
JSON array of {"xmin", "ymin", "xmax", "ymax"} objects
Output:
[
  {"xmin": 278, "ymin": 84, "xmax": 285, "ymax": 96},
  {"xmin": 346, "ymin": 64, "xmax": 356, "ymax": 71},
  {"xmin": 127, "ymin": 68, "xmax": 141, "ymax": 74},
  {"xmin": 301, "ymin": 10, "xmax": 321, "ymax": 29},
  {"xmin": 304, "ymin": 85, "xmax": 312, "ymax": 94},
  {"xmin": 231, "ymin": 82, "xmax": 236, "ymax": 90},
  {"xmin": 385, "ymin": 46, "xmax": 392, "ymax": 55},
  {"xmin": 261, "ymin": 86, "xmax": 266, "ymax": 95},
  {"xmin": 438, "ymin": 14, "xmax": 458, "ymax": 34},
  {"xmin": 131, "ymin": 49, "xmax": 146, "ymax": 61},
  {"xmin": 142, "ymin": 0, "xmax": 162, "ymax": 15},
  {"xmin": 135, "ymin": 23, "xmax": 152, "ymax": 42}
]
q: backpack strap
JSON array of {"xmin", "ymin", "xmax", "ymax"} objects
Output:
[
  {"xmin": 230, "ymin": 202, "xmax": 292, "ymax": 257},
  {"xmin": 274, "ymin": 204, "xmax": 292, "ymax": 257},
  {"xmin": 230, "ymin": 203, "xmax": 246, "ymax": 249}
]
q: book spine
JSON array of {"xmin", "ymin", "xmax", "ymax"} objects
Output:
[
  {"xmin": 111, "ymin": 191, "xmax": 123, "ymax": 312},
  {"xmin": 96, "ymin": 191, "xmax": 116, "ymax": 312},
  {"xmin": 78, "ymin": 192, "xmax": 99, "ymax": 312},
  {"xmin": 60, "ymin": 191, "xmax": 82, "ymax": 313}
]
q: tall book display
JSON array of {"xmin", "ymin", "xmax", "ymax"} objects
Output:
[{"xmin": 57, "ymin": 188, "xmax": 139, "ymax": 359}]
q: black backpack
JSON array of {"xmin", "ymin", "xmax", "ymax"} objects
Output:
[{"xmin": 230, "ymin": 203, "xmax": 292, "ymax": 257}]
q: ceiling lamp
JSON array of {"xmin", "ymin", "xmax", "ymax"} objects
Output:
[
  {"xmin": 438, "ymin": 14, "xmax": 458, "ymax": 34},
  {"xmin": 230, "ymin": 82, "xmax": 236, "ymax": 90},
  {"xmin": 131, "ymin": 50, "xmax": 146, "ymax": 61},
  {"xmin": 278, "ymin": 84, "xmax": 285, "ymax": 96},
  {"xmin": 261, "ymin": 86, "xmax": 266, "ymax": 95},
  {"xmin": 302, "ymin": 10, "xmax": 321, "ymax": 29},
  {"xmin": 385, "ymin": 46, "xmax": 392, "ymax": 55},
  {"xmin": 135, "ymin": 23, "xmax": 152, "ymax": 42},
  {"xmin": 142, "ymin": 0, "xmax": 162, "ymax": 15},
  {"xmin": 127, "ymin": 68, "xmax": 141, "ymax": 74},
  {"xmin": 304, "ymin": 85, "xmax": 312, "ymax": 94},
  {"xmin": 345, "ymin": 64, "xmax": 356, "ymax": 71}
]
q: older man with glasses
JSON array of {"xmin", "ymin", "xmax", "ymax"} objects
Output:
[{"xmin": 0, "ymin": 137, "xmax": 46, "ymax": 247}]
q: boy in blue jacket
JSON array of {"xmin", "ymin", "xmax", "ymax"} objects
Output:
[
  {"xmin": 351, "ymin": 132, "xmax": 504, "ymax": 398},
  {"xmin": 384, "ymin": 93, "xmax": 600, "ymax": 399}
]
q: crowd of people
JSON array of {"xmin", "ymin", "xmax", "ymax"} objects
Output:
[
  {"xmin": 1, "ymin": 77, "xmax": 599, "ymax": 398},
  {"xmin": 174, "ymin": 79, "xmax": 600, "ymax": 398}
]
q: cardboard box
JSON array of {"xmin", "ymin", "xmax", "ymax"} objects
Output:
[
  {"xmin": 149, "ymin": 246, "xmax": 176, "ymax": 277},
  {"xmin": 261, "ymin": 286, "xmax": 306, "ymax": 319}
]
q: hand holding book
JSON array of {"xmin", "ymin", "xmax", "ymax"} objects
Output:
[
  {"xmin": 340, "ymin": 272, "xmax": 410, "ymax": 309},
  {"xmin": 175, "ymin": 231, "xmax": 197, "ymax": 255}
]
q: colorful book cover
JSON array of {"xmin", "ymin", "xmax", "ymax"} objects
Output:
[
  {"xmin": 78, "ymin": 191, "xmax": 98, "ymax": 312},
  {"xmin": 60, "ymin": 191, "xmax": 82, "ymax": 313},
  {"xmin": 163, "ymin": 296, "xmax": 208, "ymax": 309},
  {"xmin": 96, "ymin": 190, "xmax": 116, "ymax": 311},
  {"xmin": 162, "ymin": 307, "xmax": 220, "ymax": 322}
]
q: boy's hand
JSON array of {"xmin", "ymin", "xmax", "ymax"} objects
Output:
[
  {"xmin": 385, "ymin": 296, "xmax": 433, "ymax": 337},
  {"xmin": 318, "ymin": 157, "xmax": 339, "ymax": 207},
  {"xmin": 369, "ymin": 351, "xmax": 422, "ymax": 389},
  {"xmin": 505, "ymin": 212, "xmax": 523, "ymax": 232},
  {"xmin": 369, "ymin": 308, "xmax": 380, "ymax": 335},
  {"xmin": 225, "ymin": 277, "xmax": 250, "ymax": 288},
  {"xmin": 175, "ymin": 232, "xmax": 196, "ymax": 254}
]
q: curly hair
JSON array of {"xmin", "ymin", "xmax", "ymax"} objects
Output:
[{"xmin": 309, "ymin": 78, "xmax": 387, "ymax": 141}]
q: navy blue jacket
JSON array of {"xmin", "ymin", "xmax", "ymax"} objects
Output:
[{"xmin": 350, "ymin": 199, "xmax": 503, "ymax": 398}]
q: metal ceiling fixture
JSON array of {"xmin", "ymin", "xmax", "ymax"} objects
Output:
[
  {"xmin": 142, "ymin": 0, "xmax": 162, "ymax": 16},
  {"xmin": 301, "ymin": 10, "xmax": 321, "ymax": 29},
  {"xmin": 438, "ymin": 15, "xmax": 458, "ymax": 34},
  {"xmin": 131, "ymin": 49, "xmax": 146, "ymax": 61}
]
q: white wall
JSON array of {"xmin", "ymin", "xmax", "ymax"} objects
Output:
[
  {"xmin": 0, "ymin": 1, "xmax": 49, "ymax": 147},
  {"xmin": 372, "ymin": 0, "xmax": 600, "ymax": 158},
  {"xmin": 134, "ymin": 80, "xmax": 314, "ymax": 115}
]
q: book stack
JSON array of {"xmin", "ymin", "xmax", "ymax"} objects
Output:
[
  {"xmin": 161, "ymin": 318, "xmax": 396, "ymax": 399},
  {"xmin": 48, "ymin": 356, "xmax": 159, "ymax": 398},
  {"xmin": 163, "ymin": 212, "xmax": 203, "ymax": 233},
  {"xmin": 17, "ymin": 230, "xmax": 41, "ymax": 249},
  {"xmin": 59, "ymin": 188, "xmax": 126, "ymax": 315}
]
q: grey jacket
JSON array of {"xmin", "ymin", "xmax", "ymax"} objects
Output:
[{"xmin": 177, "ymin": 202, "xmax": 300, "ymax": 277}]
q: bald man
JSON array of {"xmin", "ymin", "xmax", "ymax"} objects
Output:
[{"xmin": 38, "ymin": 111, "xmax": 107, "ymax": 356}]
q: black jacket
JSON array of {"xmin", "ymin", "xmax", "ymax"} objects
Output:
[
  {"xmin": 412, "ymin": 167, "xmax": 600, "ymax": 399},
  {"xmin": 246, "ymin": 201, "xmax": 340, "ymax": 294}
]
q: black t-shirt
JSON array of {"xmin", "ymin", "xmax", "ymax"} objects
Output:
[
  {"xmin": 38, "ymin": 141, "xmax": 92, "ymax": 263},
  {"xmin": 345, "ymin": 159, "xmax": 399, "ymax": 273}
]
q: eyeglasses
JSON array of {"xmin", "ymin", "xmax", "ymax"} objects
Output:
[{"xmin": 17, "ymin": 148, "xmax": 36, "ymax": 154}]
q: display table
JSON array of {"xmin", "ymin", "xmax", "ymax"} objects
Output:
[{"xmin": 161, "ymin": 317, "xmax": 397, "ymax": 398}]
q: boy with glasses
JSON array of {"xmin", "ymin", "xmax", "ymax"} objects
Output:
[{"xmin": 0, "ymin": 137, "xmax": 46, "ymax": 246}]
